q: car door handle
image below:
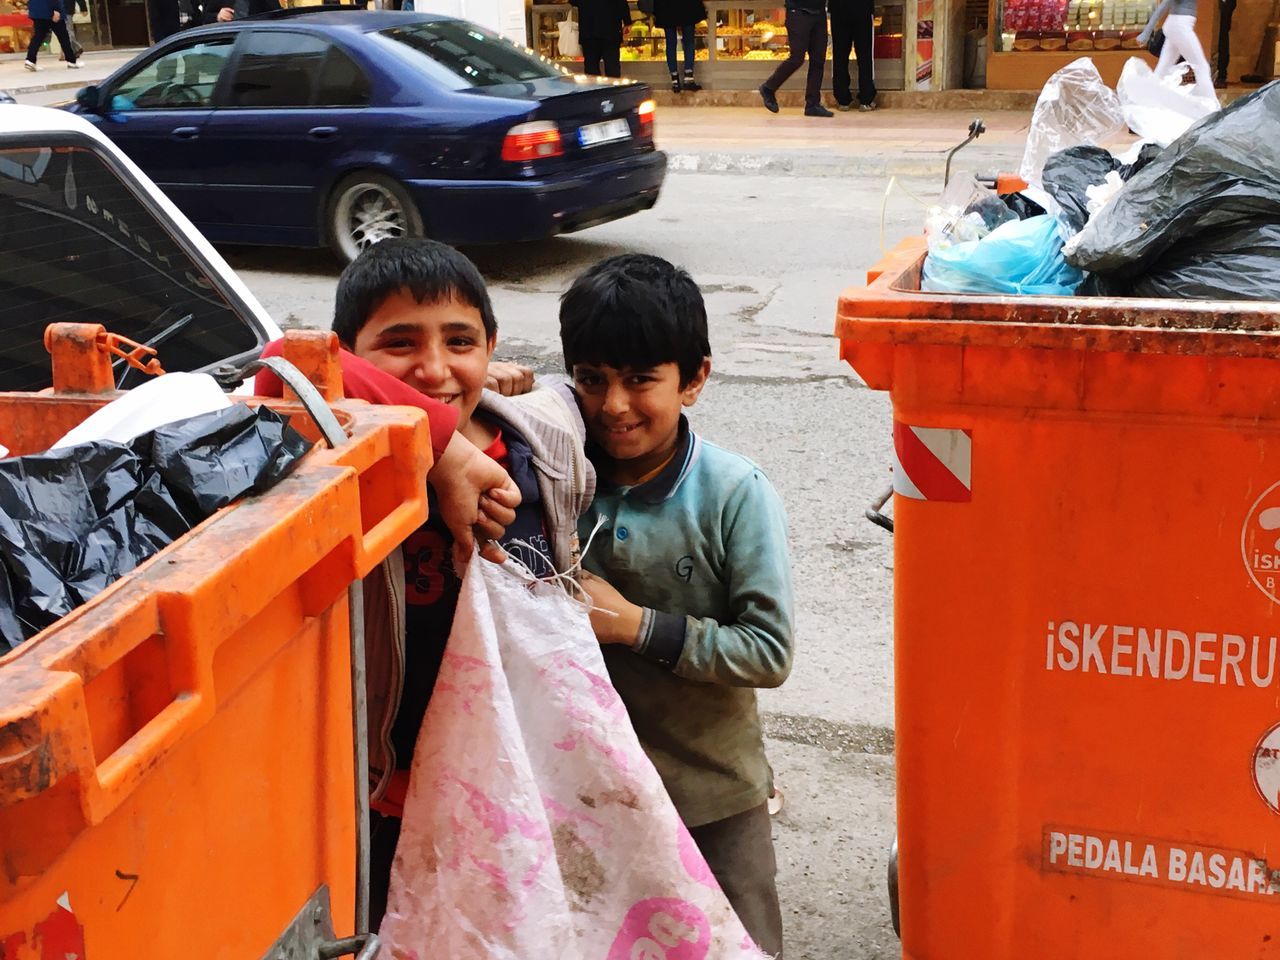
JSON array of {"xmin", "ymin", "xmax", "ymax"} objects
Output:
[
  {"xmin": 308, "ymin": 126, "xmax": 338, "ymax": 140},
  {"xmin": 170, "ymin": 126, "xmax": 199, "ymax": 141}
]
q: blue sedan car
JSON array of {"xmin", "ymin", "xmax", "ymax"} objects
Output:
[{"xmin": 67, "ymin": 9, "xmax": 666, "ymax": 260}]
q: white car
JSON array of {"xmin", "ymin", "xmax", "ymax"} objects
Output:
[{"xmin": 0, "ymin": 105, "xmax": 281, "ymax": 393}]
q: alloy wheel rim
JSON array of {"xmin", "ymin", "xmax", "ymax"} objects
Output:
[{"xmin": 336, "ymin": 182, "xmax": 407, "ymax": 259}]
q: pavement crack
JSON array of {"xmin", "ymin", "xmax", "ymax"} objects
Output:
[
  {"xmin": 732, "ymin": 282, "xmax": 781, "ymax": 325},
  {"xmin": 763, "ymin": 712, "xmax": 895, "ymax": 756}
]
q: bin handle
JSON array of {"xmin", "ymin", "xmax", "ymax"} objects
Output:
[{"xmin": 249, "ymin": 356, "xmax": 374, "ymax": 938}]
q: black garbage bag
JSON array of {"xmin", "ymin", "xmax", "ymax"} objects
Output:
[
  {"xmin": 0, "ymin": 405, "xmax": 310, "ymax": 652},
  {"xmin": 1002, "ymin": 191, "xmax": 1047, "ymax": 221},
  {"xmin": 1042, "ymin": 143, "xmax": 1164, "ymax": 235},
  {"xmin": 1066, "ymin": 81, "xmax": 1280, "ymax": 300}
]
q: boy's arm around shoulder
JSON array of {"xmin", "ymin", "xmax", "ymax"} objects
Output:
[{"xmin": 661, "ymin": 468, "xmax": 794, "ymax": 689}]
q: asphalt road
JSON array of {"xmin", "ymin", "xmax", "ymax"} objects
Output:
[{"xmin": 219, "ymin": 168, "xmax": 929, "ymax": 960}]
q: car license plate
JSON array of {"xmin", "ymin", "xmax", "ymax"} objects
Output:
[{"xmin": 578, "ymin": 118, "xmax": 631, "ymax": 148}]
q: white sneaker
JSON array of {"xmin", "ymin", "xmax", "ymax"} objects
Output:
[
  {"xmin": 23, "ymin": 60, "xmax": 37, "ymax": 72},
  {"xmin": 67, "ymin": 61, "xmax": 82, "ymax": 69}
]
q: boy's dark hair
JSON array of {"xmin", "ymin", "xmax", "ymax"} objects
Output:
[
  {"xmin": 332, "ymin": 238, "xmax": 496, "ymax": 346},
  {"xmin": 559, "ymin": 254, "xmax": 710, "ymax": 387}
]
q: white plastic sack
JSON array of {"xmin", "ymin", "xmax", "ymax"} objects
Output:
[
  {"xmin": 557, "ymin": 18, "xmax": 581, "ymax": 58},
  {"xmin": 51, "ymin": 372, "xmax": 232, "ymax": 451},
  {"xmin": 382, "ymin": 556, "xmax": 767, "ymax": 960},
  {"xmin": 1116, "ymin": 56, "xmax": 1218, "ymax": 147},
  {"xmin": 1019, "ymin": 58, "xmax": 1128, "ymax": 187}
]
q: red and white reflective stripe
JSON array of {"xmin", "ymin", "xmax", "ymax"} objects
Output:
[{"xmin": 892, "ymin": 422, "xmax": 972, "ymax": 502}]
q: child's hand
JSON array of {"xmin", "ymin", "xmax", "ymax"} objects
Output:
[
  {"xmin": 429, "ymin": 432, "xmax": 521, "ymax": 568},
  {"xmin": 485, "ymin": 362, "xmax": 535, "ymax": 397},
  {"xmin": 579, "ymin": 572, "xmax": 644, "ymax": 647}
]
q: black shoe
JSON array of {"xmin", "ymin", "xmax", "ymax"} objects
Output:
[
  {"xmin": 682, "ymin": 70, "xmax": 701, "ymax": 92},
  {"xmin": 758, "ymin": 84, "xmax": 779, "ymax": 113},
  {"xmin": 805, "ymin": 103, "xmax": 834, "ymax": 117},
  {"xmin": 670, "ymin": 72, "xmax": 681, "ymax": 93}
]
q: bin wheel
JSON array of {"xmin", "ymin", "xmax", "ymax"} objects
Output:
[{"xmin": 327, "ymin": 172, "xmax": 424, "ymax": 264}]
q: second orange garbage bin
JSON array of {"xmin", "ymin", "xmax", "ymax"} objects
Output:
[{"xmin": 838, "ymin": 236, "xmax": 1280, "ymax": 959}]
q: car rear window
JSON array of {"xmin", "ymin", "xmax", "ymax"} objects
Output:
[
  {"xmin": 0, "ymin": 144, "xmax": 265, "ymax": 393},
  {"xmin": 378, "ymin": 20, "xmax": 563, "ymax": 88}
]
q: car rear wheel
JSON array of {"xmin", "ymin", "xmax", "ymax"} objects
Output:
[{"xmin": 327, "ymin": 172, "xmax": 424, "ymax": 263}]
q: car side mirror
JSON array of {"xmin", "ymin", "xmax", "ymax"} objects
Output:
[{"xmin": 75, "ymin": 85, "xmax": 103, "ymax": 112}]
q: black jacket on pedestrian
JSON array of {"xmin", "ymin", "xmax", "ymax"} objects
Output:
[
  {"xmin": 570, "ymin": 0, "xmax": 630, "ymax": 41},
  {"xmin": 653, "ymin": 0, "xmax": 705, "ymax": 29},
  {"xmin": 202, "ymin": 0, "xmax": 279, "ymax": 23}
]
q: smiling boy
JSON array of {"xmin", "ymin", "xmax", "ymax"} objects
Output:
[
  {"xmin": 559, "ymin": 254, "xmax": 794, "ymax": 959},
  {"xmin": 332, "ymin": 239, "xmax": 594, "ymax": 926}
]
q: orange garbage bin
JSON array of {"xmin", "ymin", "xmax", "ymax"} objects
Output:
[
  {"xmin": 837, "ymin": 236, "xmax": 1280, "ymax": 959},
  {"xmin": 0, "ymin": 328, "xmax": 431, "ymax": 959}
]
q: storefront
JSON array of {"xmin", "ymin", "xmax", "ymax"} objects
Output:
[
  {"xmin": 984, "ymin": 0, "xmax": 1214, "ymax": 87},
  {"xmin": 530, "ymin": 0, "xmax": 915, "ymax": 90},
  {"xmin": 0, "ymin": 0, "xmax": 148, "ymax": 51}
]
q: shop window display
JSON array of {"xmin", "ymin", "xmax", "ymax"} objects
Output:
[{"xmin": 995, "ymin": 0, "xmax": 1154, "ymax": 52}]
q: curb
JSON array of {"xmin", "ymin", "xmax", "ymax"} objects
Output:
[
  {"xmin": 665, "ymin": 146, "xmax": 1026, "ymax": 179},
  {"xmin": 4, "ymin": 76, "xmax": 99, "ymax": 95}
]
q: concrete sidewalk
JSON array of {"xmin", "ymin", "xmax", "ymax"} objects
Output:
[{"xmin": 0, "ymin": 49, "xmax": 136, "ymax": 97}]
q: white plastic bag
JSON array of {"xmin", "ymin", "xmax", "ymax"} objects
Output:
[
  {"xmin": 557, "ymin": 18, "xmax": 581, "ymax": 59},
  {"xmin": 1019, "ymin": 58, "xmax": 1128, "ymax": 187},
  {"xmin": 382, "ymin": 556, "xmax": 766, "ymax": 960},
  {"xmin": 51, "ymin": 372, "xmax": 232, "ymax": 451},
  {"xmin": 1116, "ymin": 56, "xmax": 1218, "ymax": 147}
]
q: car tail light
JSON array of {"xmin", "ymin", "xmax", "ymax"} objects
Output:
[
  {"xmin": 638, "ymin": 99, "xmax": 656, "ymax": 138},
  {"xmin": 502, "ymin": 121, "xmax": 563, "ymax": 162}
]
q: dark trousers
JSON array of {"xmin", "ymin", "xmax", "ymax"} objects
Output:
[
  {"xmin": 581, "ymin": 37, "xmax": 622, "ymax": 77},
  {"xmin": 763, "ymin": 8, "xmax": 827, "ymax": 108},
  {"xmin": 26, "ymin": 17, "xmax": 77, "ymax": 64},
  {"xmin": 368, "ymin": 811, "xmax": 402, "ymax": 931},
  {"xmin": 665, "ymin": 23, "xmax": 697, "ymax": 73},
  {"xmin": 689, "ymin": 803, "xmax": 784, "ymax": 959},
  {"xmin": 831, "ymin": 0, "xmax": 876, "ymax": 106},
  {"xmin": 1217, "ymin": 0, "xmax": 1235, "ymax": 81}
]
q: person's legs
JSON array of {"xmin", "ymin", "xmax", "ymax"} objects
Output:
[
  {"xmin": 689, "ymin": 804, "xmax": 784, "ymax": 960},
  {"xmin": 602, "ymin": 41, "xmax": 621, "ymax": 77},
  {"xmin": 50, "ymin": 18, "xmax": 78, "ymax": 63},
  {"xmin": 1163, "ymin": 13, "xmax": 1215, "ymax": 96},
  {"xmin": 803, "ymin": 8, "xmax": 827, "ymax": 108},
  {"xmin": 665, "ymin": 26, "xmax": 680, "ymax": 74},
  {"xmin": 830, "ymin": 6, "xmax": 854, "ymax": 106},
  {"xmin": 1217, "ymin": 0, "xmax": 1235, "ymax": 82},
  {"xmin": 1153, "ymin": 18, "xmax": 1182, "ymax": 78},
  {"xmin": 581, "ymin": 37, "xmax": 604, "ymax": 75},
  {"xmin": 762, "ymin": 8, "xmax": 810, "ymax": 93},
  {"xmin": 26, "ymin": 19, "xmax": 53, "ymax": 64},
  {"xmin": 851, "ymin": 0, "xmax": 877, "ymax": 104},
  {"xmin": 681, "ymin": 22, "xmax": 696, "ymax": 71}
]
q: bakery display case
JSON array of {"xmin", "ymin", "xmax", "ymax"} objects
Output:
[
  {"xmin": 530, "ymin": 0, "xmax": 907, "ymax": 88},
  {"xmin": 985, "ymin": 0, "xmax": 1213, "ymax": 87}
]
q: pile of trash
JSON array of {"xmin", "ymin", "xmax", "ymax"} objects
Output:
[
  {"xmin": 0, "ymin": 378, "xmax": 311, "ymax": 651},
  {"xmin": 922, "ymin": 57, "xmax": 1280, "ymax": 302}
]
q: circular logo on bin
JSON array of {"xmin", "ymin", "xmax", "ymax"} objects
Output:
[
  {"xmin": 1252, "ymin": 723, "xmax": 1280, "ymax": 815},
  {"xmin": 1241, "ymin": 481, "xmax": 1280, "ymax": 605}
]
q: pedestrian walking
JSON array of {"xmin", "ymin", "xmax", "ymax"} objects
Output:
[
  {"xmin": 830, "ymin": 0, "xmax": 877, "ymax": 110},
  {"xmin": 57, "ymin": 0, "xmax": 85, "ymax": 63},
  {"xmin": 757, "ymin": 0, "xmax": 832, "ymax": 117},
  {"xmin": 1216, "ymin": 0, "xmax": 1235, "ymax": 86},
  {"xmin": 23, "ymin": 0, "xmax": 80, "ymax": 71},
  {"xmin": 570, "ymin": 0, "xmax": 631, "ymax": 78},
  {"xmin": 654, "ymin": 0, "xmax": 705, "ymax": 92},
  {"xmin": 1138, "ymin": 0, "xmax": 1216, "ymax": 99}
]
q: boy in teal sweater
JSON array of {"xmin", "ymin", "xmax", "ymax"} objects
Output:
[{"xmin": 560, "ymin": 254, "xmax": 794, "ymax": 959}]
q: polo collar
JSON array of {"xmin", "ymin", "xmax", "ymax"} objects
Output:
[{"xmin": 596, "ymin": 416, "xmax": 699, "ymax": 504}]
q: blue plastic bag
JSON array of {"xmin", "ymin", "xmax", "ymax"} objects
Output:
[{"xmin": 921, "ymin": 215, "xmax": 1084, "ymax": 297}]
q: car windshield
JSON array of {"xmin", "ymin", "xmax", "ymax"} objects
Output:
[
  {"xmin": 0, "ymin": 144, "xmax": 264, "ymax": 392},
  {"xmin": 377, "ymin": 20, "xmax": 564, "ymax": 88}
]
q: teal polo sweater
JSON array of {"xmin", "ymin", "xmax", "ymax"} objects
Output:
[{"xmin": 580, "ymin": 421, "xmax": 794, "ymax": 827}]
